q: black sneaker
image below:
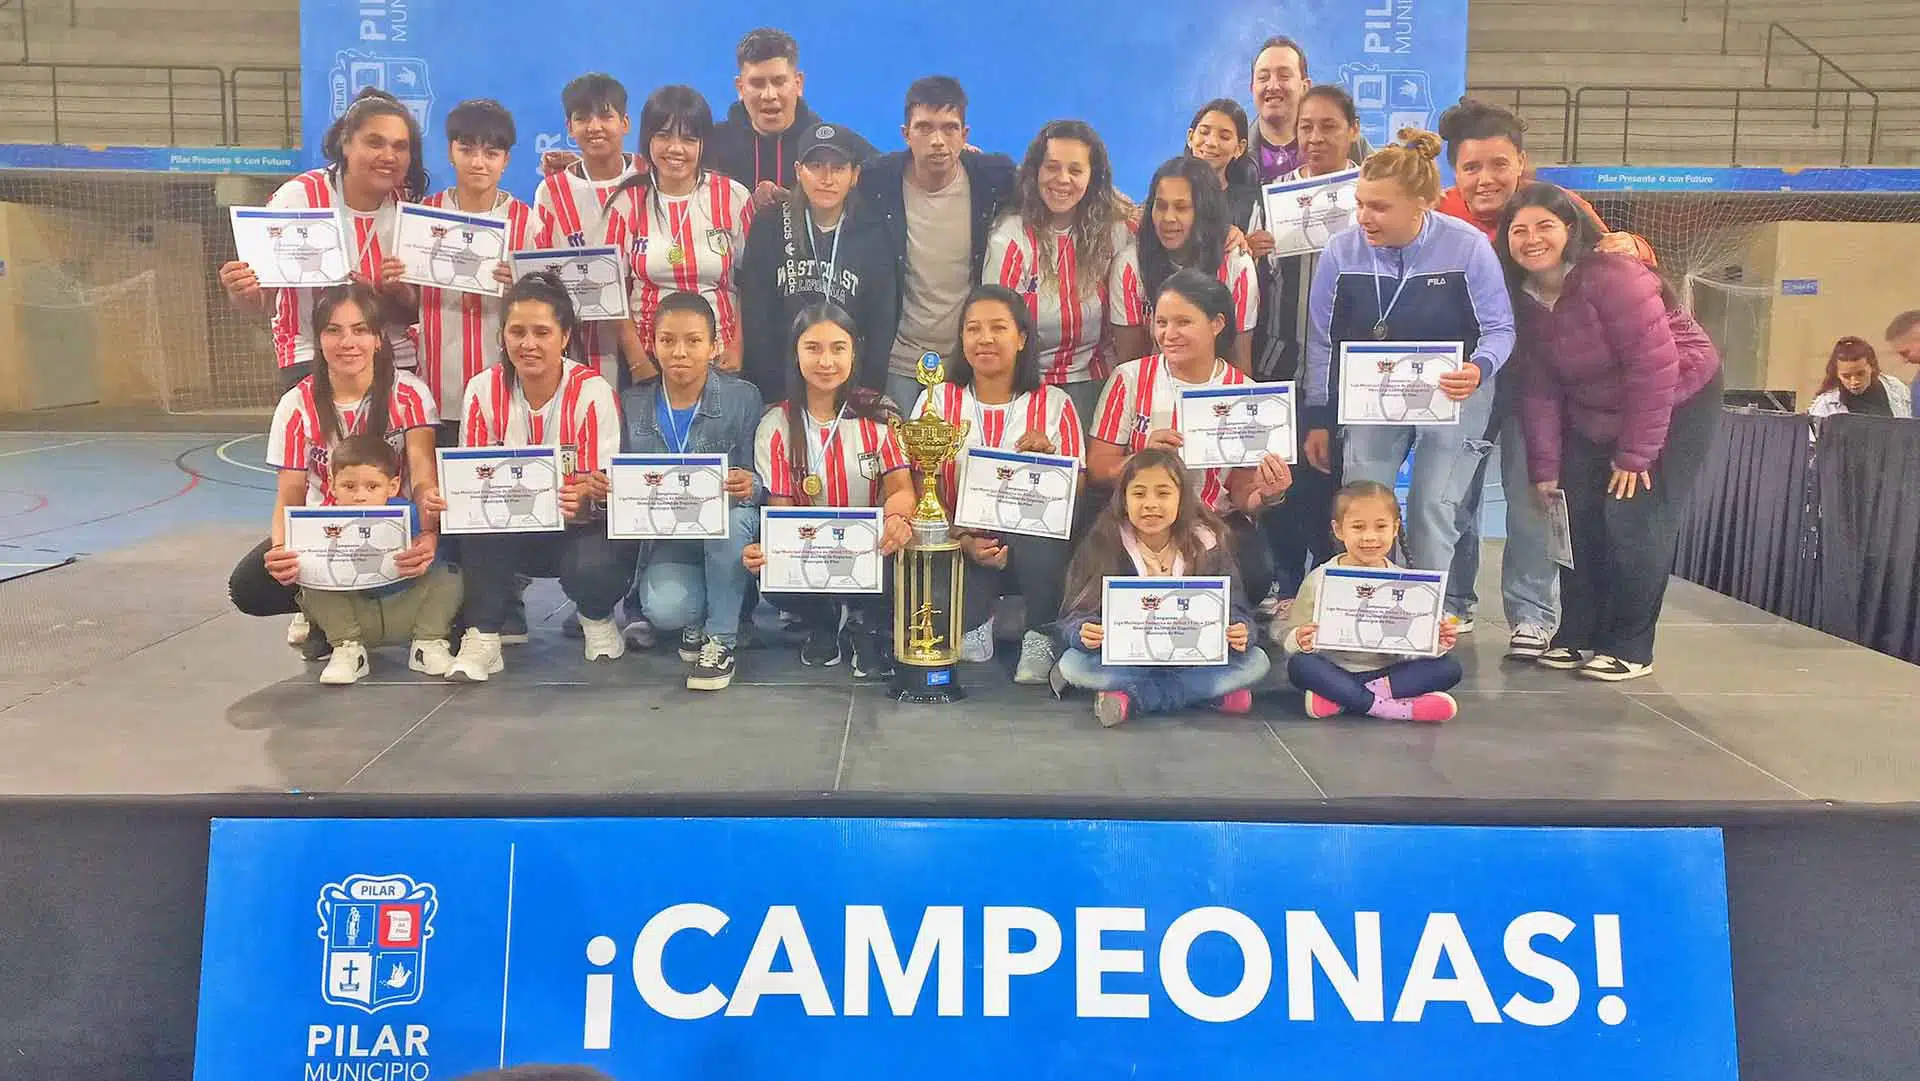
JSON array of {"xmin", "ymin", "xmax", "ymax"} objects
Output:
[
  {"xmin": 800, "ymin": 627, "xmax": 843, "ymax": 667},
  {"xmin": 686, "ymin": 637, "xmax": 736, "ymax": 691},
  {"xmin": 300, "ymin": 634, "xmax": 334, "ymax": 663},
  {"xmin": 846, "ymin": 628, "xmax": 892, "ymax": 681},
  {"xmin": 677, "ymin": 626, "xmax": 705, "ymax": 663}
]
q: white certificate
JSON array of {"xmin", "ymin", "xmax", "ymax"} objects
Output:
[
  {"xmin": 1313, "ymin": 566, "xmax": 1447, "ymax": 657},
  {"xmin": 760, "ymin": 507, "xmax": 884, "ymax": 594},
  {"xmin": 230, "ymin": 207, "xmax": 351, "ymax": 288},
  {"xmin": 1337, "ymin": 342, "xmax": 1465, "ymax": 426},
  {"xmin": 436, "ymin": 447, "xmax": 565, "ymax": 535},
  {"xmin": 1100, "ymin": 576, "xmax": 1232, "ymax": 667},
  {"xmin": 1546, "ymin": 488, "xmax": 1575, "ymax": 569},
  {"xmin": 510, "ymin": 246, "xmax": 628, "ymax": 321},
  {"xmin": 1176, "ymin": 382, "xmax": 1297, "ymax": 467},
  {"xmin": 283, "ymin": 506, "xmax": 412, "ymax": 591},
  {"xmin": 951, "ymin": 447, "xmax": 1079, "ymax": 541},
  {"xmin": 608, "ymin": 453, "xmax": 729, "ymax": 540},
  {"xmin": 1261, "ymin": 167, "xmax": 1360, "ymax": 258},
  {"xmin": 394, "ymin": 203, "xmax": 509, "ymax": 297}
]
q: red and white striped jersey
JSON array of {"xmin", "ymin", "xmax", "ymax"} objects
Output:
[
  {"xmin": 416, "ymin": 189, "xmax": 538, "ymax": 421},
  {"xmin": 754, "ymin": 404, "xmax": 909, "ymax": 509},
  {"xmin": 458, "ymin": 360, "xmax": 620, "ymax": 478},
  {"xmin": 608, "ymin": 173, "xmax": 753, "ymax": 351},
  {"xmin": 266, "ymin": 370, "xmax": 436, "ymax": 506},
  {"xmin": 1089, "ymin": 354, "xmax": 1250, "ymax": 512},
  {"xmin": 264, "ymin": 169, "xmax": 418, "ymax": 372},
  {"xmin": 532, "ymin": 156, "xmax": 640, "ymax": 381},
  {"xmin": 984, "ymin": 218, "xmax": 1134, "ymax": 386},
  {"xmin": 1110, "ymin": 247, "xmax": 1261, "ymax": 335},
  {"xmin": 909, "ymin": 383, "xmax": 1084, "ymax": 508}
]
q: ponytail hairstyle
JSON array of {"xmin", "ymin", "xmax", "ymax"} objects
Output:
[
  {"xmin": 1138, "ymin": 157, "xmax": 1230, "ymax": 313},
  {"xmin": 308, "ymin": 282, "xmax": 398, "ymax": 448},
  {"xmin": 1155, "ymin": 266, "xmax": 1239, "ymax": 358},
  {"xmin": 781, "ymin": 302, "xmax": 893, "ymax": 497},
  {"xmin": 1358, "ymin": 127, "xmax": 1444, "ymax": 205},
  {"xmin": 497, "ymin": 270, "xmax": 586, "ymax": 388},
  {"xmin": 1060, "ymin": 447, "xmax": 1235, "ymax": 617},
  {"xmin": 1818, "ymin": 336, "xmax": 1881, "ymax": 396},
  {"xmin": 321, "ymin": 87, "xmax": 429, "ymax": 200},
  {"xmin": 1436, "ymin": 97, "xmax": 1526, "ymax": 164},
  {"xmin": 1009, "ymin": 119, "xmax": 1124, "ymax": 298},
  {"xmin": 605, "ymin": 85, "xmax": 715, "ymax": 217}
]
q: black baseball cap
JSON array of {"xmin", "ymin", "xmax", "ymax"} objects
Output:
[{"xmin": 797, "ymin": 123, "xmax": 862, "ymax": 165}]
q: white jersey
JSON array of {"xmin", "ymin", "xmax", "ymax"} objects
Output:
[
  {"xmin": 264, "ymin": 169, "xmax": 418, "ymax": 371},
  {"xmin": 1089, "ymin": 353, "xmax": 1250, "ymax": 512},
  {"xmin": 266, "ymin": 370, "xmax": 436, "ymax": 506},
  {"xmin": 608, "ymin": 172, "xmax": 753, "ymax": 351},
  {"xmin": 416, "ymin": 189, "xmax": 538, "ymax": 421},
  {"xmin": 532, "ymin": 156, "xmax": 640, "ymax": 382},
  {"xmin": 754, "ymin": 404, "xmax": 909, "ymax": 509},
  {"xmin": 458, "ymin": 360, "xmax": 621, "ymax": 479},
  {"xmin": 1110, "ymin": 247, "xmax": 1260, "ymax": 335},
  {"xmin": 984, "ymin": 218, "xmax": 1133, "ymax": 386},
  {"xmin": 909, "ymin": 382, "xmax": 1084, "ymax": 508}
]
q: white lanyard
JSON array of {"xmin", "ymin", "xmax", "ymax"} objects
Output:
[
  {"xmin": 511, "ymin": 377, "xmax": 564, "ymax": 445},
  {"xmin": 806, "ymin": 406, "xmax": 849, "ymax": 482},
  {"xmin": 969, "ymin": 388, "xmax": 1030, "ymax": 449},
  {"xmin": 1157, "ymin": 357, "xmax": 1225, "ymax": 427},
  {"xmin": 806, "ymin": 208, "xmax": 844, "ymax": 293},
  {"xmin": 1368, "ymin": 213, "xmax": 1427, "ymax": 338}
]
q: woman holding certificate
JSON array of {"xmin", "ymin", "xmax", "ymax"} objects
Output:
[
  {"xmin": 912, "ymin": 284, "xmax": 1084, "ymax": 684},
  {"xmin": 227, "ymin": 283, "xmax": 441, "ymax": 660},
  {"xmin": 1110, "ymin": 157, "xmax": 1260, "ymax": 375},
  {"xmin": 446, "ymin": 272, "xmax": 633, "ymax": 681},
  {"xmin": 744, "ymin": 304, "xmax": 915, "ymax": 679}
]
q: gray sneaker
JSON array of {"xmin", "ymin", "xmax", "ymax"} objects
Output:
[
  {"xmin": 959, "ymin": 620, "xmax": 995, "ymax": 663},
  {"xmin": 1013, "ymin": 631, "xmax": 1056, "ymax": 685}
]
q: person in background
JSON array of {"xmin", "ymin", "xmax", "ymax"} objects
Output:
[
  {"xmin": 1434, "ymin": 98, "xmax": 1652, "ymax": 656},
  {"xmin": 738, "ymin": 122, "xmax": 897, "ymax": 396},
  {"xmin": 914, "ymin": 284, "xmax": 1084, "ymax": 683},
  {"xmin": 1282, "ymin": 480, "xmax": 1463, "ymax": 722},
  {"xmin": 1301, "ymin": 130, "xmax": 1514, "ymax": 617},
  {"xmin": 612, "ymin": 293, "xmax": 763, "ymax": 691},
  {"xmin": 1502, "ymin": 182, "xmax": 1724, "ymax": 682},
  {"xmin": 1884, "ymin": 309, "xmax": 1920, "ymax": 397},
  {"xmin": 268, "ymin": 434, "xmax": 463, "ymax": 686},
  {"xmin": 1246, "ymin": 36, "xmax": 1372, "ymax": 184},
  {"xmin": 1807, "ymin": 336, "xmax": 1914, "ymax": 419},
  {"xmin": 1185, "ymin": 98, "xmax": 1262, "ymax": 234},
  {"xmin": 1110, "ymin": 156, "xmax": 1260, "ymax": 373},
  {"xmin": 985, "ymin": 119, "xmax": 1135, "ymax": 423},
  {"xmin": 861, "ymin": 76, "xmax": 1019, "ymax": 414},
  {"xmin": 1054, "ymin": 449, "xmax": 1268, "ymax": 727},
  {"xmin": 709, "ymin": 27, "xmax": 873, "ymax": 210}
]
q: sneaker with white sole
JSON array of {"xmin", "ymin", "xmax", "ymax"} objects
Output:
[
  {"xmin": 447, "ymin": 629, "xmax": 504, "ymax": 682},
  {"xmin": 800, "ymin": 627, "xmax": 843, "ymax": 667},
  {"xmin": 408, "ymin": 638, "xmax": 455, "ymax": 676},
  {"xmin": 286, "ymin": 611, "xmax": 311, "ymax": 647},
  {"xmin": 846, "ymin": 627, "xmax": 892, "ymax": 680},
  {"xmin": 1579, "ymin": 654, "xmax": 1653, "ymax": 682},
  {"xmin": 624, "ymin": 617, "xmax": 657, "ymax": 650},
  {"xmin": 1256, "ymin": 589, "xmax": 1283, "ymax": 620},
  {"xmin": 959, "ymin": 621, "xmax": 995, "ymax": 663},
  {"xmin": 1449, "ymin": 615, "xmax": 1476, "ymax": 634},
  {"xmin": 581, "ymin": 615, "xmax": 626, "ymax": 661},
  {"xmin": 1013, "ymin": 631, "xmax": 1056, "ymax": 684},
  {"xmin": 676, "ymin": 626, "xmax": 705, "ymax": 663},
  {"xmin": 1506, "ymin": 624, "xmax": 1552, "ymax": 661},
  {"xmin": 318, "ymin": 640, "xmax": 369, "ymax": 686},
  {"xmin": 1535, "ymin": 647, "xmax": 1592, "ymax": 670},
  {"xmin": 687, "ymin": 637, "xmax": 736, "ymax": 691}
]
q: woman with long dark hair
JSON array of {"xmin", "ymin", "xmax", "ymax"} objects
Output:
[
  {"xmin": 1500, "ymin": 182, "xmax": 1724, "ymax": 681},
  {"xmin": 1808, "ymin": 336, "xmax": 1913, "ymax": 418},
  {"xmin": 1111, "ymin": 157, "xmax": 1259, "ymax": 374},
  {"xmin": 1184, "ymin": 98, "xmax": 1262, "ymax": 234}
]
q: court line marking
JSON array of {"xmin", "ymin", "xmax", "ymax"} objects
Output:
[
  {"xmin": 0, "ymin": 438, "xmax": 102, "ymax": 459},
  {"xmin": 214, "ymin": 433, "xmax": 278, "ymax": 475},
  {"xmin": 1629, "ymin": 697, "xmax": 1814, "ymax": 799}
]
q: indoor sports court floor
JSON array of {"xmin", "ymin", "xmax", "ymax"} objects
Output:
[{"xmin": 3, "ymin": 424, "xmax": 1918, "ymax": 801}]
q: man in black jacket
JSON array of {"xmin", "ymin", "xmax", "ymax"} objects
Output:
[
  {"xmin": 858, "ymin": 76, "xmax": 1017, "ymax": 412},
  {"xmin": 708, "ymin": 27, "xmax": 873, "ymax": 210}
]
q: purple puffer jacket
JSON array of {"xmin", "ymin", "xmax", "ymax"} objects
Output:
[{"xmin": 1516, "ymin": 253, "xmax": 1720, "ymax": 483}]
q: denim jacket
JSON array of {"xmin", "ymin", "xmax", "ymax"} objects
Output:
[{"xmin": 619, "ymin": 373, "xmax": 766, "ymax": 506}]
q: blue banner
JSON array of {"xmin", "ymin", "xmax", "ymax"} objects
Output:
[
  {"xmin": 299, "ymin": 0, "xmax": 1468, "ymax": 199},
  {"xmin": 195, "ymin": 817, "xmax": 1738, "ymax": 1081},
  {"xmin": 1539, "ymin": 165, "xmax": 1920, "ymax": 193},
  {"xmin": 0, "ymin": 144, "xmax": 299, "ymax": 174}
]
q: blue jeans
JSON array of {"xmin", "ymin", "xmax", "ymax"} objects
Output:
[
  {"xmin": 887, "ymin": 372, "xmax": 929, "ymax": 416},
  {"xmin": 1342, "ymin": 379, "xmax": 1496, "ymax": 576},
  {"xmin": 1446, "ymin": 405, "xmax": 1559, "ymax": 629},
  {"xmin": 634, "ymin": 504, "xmax": 758, "ymax": 646},
  {"xmin": 1285, "ymin": 651, "xmax": 1463, "ymax": 714},
  {"xmin": 1056, "ymin": 646, "xmax": 1270, "ymax": 714}
]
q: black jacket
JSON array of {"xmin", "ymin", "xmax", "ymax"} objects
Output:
[
  {"xmin": 735, "ymin": 196, "xmax": 899, "ymax": 396},
  {"xmin": 708, "ymin": 98, "xmax": 874, "ymax": 192},
  {"xmin": 859, "ymin": 148, "xmax": 1017, "ymax": 291}
]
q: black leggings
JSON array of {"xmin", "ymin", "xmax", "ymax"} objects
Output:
[
  {"xmin": 960, "ymin": 534, "xmax": 1070, "ymax": 634},
  {"xmin": 230, "ymin": 538, "xmax": 299, "ymax": 617},
  {"xmin": 458, "ymin": 528, "xmax": 639, "ymax": 633}
]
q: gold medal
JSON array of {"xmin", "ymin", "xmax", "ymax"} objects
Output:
[
  {"xmin": 667, "ymin": 243, "xmax": 686, "ymax": 267},
  {"xmin": 802, "ymin": 473, "xmax": 824, "ymax": 497}
]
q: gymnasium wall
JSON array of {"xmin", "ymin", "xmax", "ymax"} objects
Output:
[{"xmin": 1745, "ymin": 221, "xmax": 1920, "ymax": 402}]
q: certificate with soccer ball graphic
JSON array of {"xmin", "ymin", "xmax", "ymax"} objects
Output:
[
  {"xmin": 1337, "ymin": 342, "xmax": 1465, "ymax": 426},
  {"xmin": 509, "ymin": 245, "xmax": 629, "ymax": 321},
  {"xmin": 1100, "ymin": 576, "xmax": 1231, "ymax": 667},
  {"xmin": 1313, "ymin": 565, "xmax": 1447, "ymax": 657},
  {"xmin": 607, "ymin": 453, "xmax": 729, "ymax": 540},
  {"xmin": 393, "ymin": 203, "xmax": 510, "ymax": 297},
  {"xmin": 229, "ymin": 207, "xmax": 351, "ymax": 288},
  {"xmin": 1262, "ymin": 167, "xmax": 1360, "ymax": 258},
  {"xmin": 283, "ymin": 506, "xmax": 412, "ymax": 591},
  {"xmin": 952, "ymin": 447, "xmax": 1079, "ymax": 541},
  {"xmin": 760, "ymin": 507, "xmax": 884, "ymax": 594},
  {"xmin": 1175, "ymin": 382, "xmax": 1297, "ymax": 467},
  {"xmin": 436, "ymin": 446, "xmax": 565, "ymax": 535}
]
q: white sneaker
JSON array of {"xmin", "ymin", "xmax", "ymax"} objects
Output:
[
  {"xmin": 1506, "ymin": 624, "xmax": 1553, "ymax": 660},
  {"xmin": 1256, "ymin": 589, "xmax": 1283, "ymax": 619},
  {"xmin": 581, "ymin": 615, "xmax": 627, "ymax": 661},
  {"xmin": 286, "ymin": 611, "xmax": 310, "ymax": 647},
  {"xmin": 624, "ymin": 617, "xmax": 657, "ymax": 650},
  {"xmin": 318, "ymin": 640, "xmax": 369, "ymax": 685},
  {"xmin": 447, "ymin": 629, "xmax": 504, "ymax": 682},
  {"xmin": 409, "ymin": 638, "xmax": 456, "ymax": 676},
  {"xmin": 1013, "ymin": 630, "xmax": 1055, "ymax": 685},
  {"xmin": 959, "ymin": 620, "xmax": 995, "ymax": 663},
  {"xmin": 1449, "ymin": 615, "xmax": 1476, "ymax": 634}
]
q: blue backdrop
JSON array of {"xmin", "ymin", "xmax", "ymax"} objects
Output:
[
  {"xmin": 194, "ymin": 817, "xmax": 1738, "ymax": 1081},
  {"xmin": 299, "ymin": 0, "xmax": 1467, "ymax": 200}
]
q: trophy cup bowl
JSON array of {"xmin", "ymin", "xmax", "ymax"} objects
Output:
[{"xmin": 888, "ymin": 352, "xmax": 970, "ymax": 703}]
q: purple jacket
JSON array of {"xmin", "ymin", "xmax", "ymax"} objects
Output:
[{"xmin": 1516, "ymin": 253, "xmax": 1720, "ymax": 483}]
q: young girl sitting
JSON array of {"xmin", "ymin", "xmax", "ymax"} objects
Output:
[
  {"xmin": 1283, "ymin": 480, "xmax": 1463, "ymax": 721},
  {"xmin": 1054, "ymin": 448, "xmax": 1269, "ymax": 727}
]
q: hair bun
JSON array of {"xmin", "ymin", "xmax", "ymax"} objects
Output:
[{"xmin": 1397, "ymin": 128, "xmax": 1443, "ymax": 161}]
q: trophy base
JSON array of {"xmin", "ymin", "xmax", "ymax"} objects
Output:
[
  {"xmin": 892, "ymin": 658, "xmax": 965, "ymax": 704},
  {"xmin": 911, "ymin": 518, "xmax": 953, "ymax": 548}
]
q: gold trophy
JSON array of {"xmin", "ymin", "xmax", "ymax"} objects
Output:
[{"xmin": 886, "ymin": 352, "xmax": 970, "ymax": 703}]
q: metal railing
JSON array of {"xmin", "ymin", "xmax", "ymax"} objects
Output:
[
  {"xmin": 1574, "ymin": 85, "xmax": 1879, "ymax": 165},
  {"xmin": 229, "ymin": 65, "xmax": 299, "ymax": 148},
  {"xmin": 0, "ymin": 60, "xmax": 298, "ymax": 146},
  {"xmin": 1460, "ymin": 84, "xmax": 1574, "ymax": 161},
  {"xmin": 1762, "ymin": 21, "xmax": 1879, "ymax": 146}
]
